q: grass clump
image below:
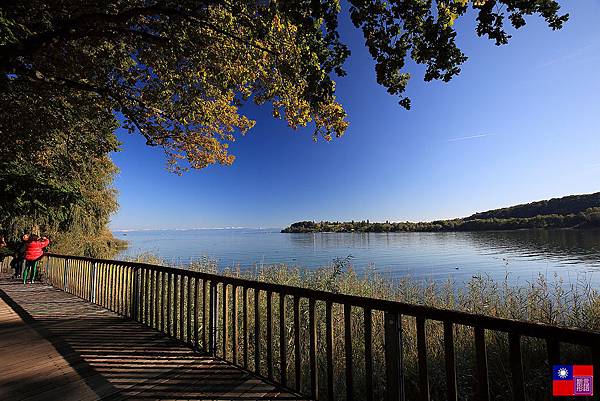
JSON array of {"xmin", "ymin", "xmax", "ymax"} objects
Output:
[{"xmin": 126, "ymin": 254, "xmax": 600, "ymax": 400}]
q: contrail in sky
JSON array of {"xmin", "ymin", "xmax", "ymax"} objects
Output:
[
  {"xmin": 537, "ymin": 42, "xmax": 599, "ymax": 69},
  {"xmin": 446, "ymin": 133, "xmax": 492, "ymax": 142}
]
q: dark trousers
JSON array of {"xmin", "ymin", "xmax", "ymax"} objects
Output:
[{"xmin": 12, "ymin": 258, "xmax": 24, "ymax": 277}]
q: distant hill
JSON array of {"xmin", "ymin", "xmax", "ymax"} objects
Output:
[
  {"xmin": 282, "ymin": 192, "xmax": 600, "ymax": 233},
  {"xmin": 467, "ymin": 193, "xmax": 600, "ymax": 220}
]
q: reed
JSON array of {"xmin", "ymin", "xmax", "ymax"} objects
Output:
[{"xmin": 124, "ymin": 253, "xmax": 600, "ymax": 400}]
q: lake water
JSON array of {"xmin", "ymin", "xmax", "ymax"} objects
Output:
[{"xmin": 115, "ymin": 229, "xmax": 600, "ymax": 286}]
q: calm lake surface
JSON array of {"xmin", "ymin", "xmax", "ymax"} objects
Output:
[{"xmin": 115, "ymin": 229, "xmax": 600, "ymax": 286}]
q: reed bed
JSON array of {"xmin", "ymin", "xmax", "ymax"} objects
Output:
[{"xmin": 124, "ymin": 253, "xmax": 600, "ymax": 400}]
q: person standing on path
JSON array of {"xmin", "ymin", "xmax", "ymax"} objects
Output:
[
  {"xmin": 9, "ymin": 234, "xmax": 29, "ymax": 279},
  {"xmin": 23, "ymin": 234, "xmax": 49, "ymax": 284}
]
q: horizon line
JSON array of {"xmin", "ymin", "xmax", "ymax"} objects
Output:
[{"xmin": 111, "ymin": 227, "xmax": 282, "ymax": 232}]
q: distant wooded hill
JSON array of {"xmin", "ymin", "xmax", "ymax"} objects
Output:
[
  {"xmin": 468, "ymin": 193, "xmax": 600, "ymax": 220},
  {"xmin": 282, "ymin": 192, "xmax": 600, "ymax": 233}
]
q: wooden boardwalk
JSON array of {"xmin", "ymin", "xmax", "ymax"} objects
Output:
[{"xmin": 0, "ymin": 278, "xmax": 304, "ymax": 401}]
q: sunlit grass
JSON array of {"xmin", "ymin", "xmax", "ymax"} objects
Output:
[{"xmin": 124, "ymin": 253, "xmax": 600, "ymax": 400}]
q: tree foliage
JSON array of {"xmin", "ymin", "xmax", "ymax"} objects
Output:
[
  {"xmin": 0, "ymin": 0, "xmax": 569, "ymax": 253},
  {"xmin": 469, "ymin": 193, "xmax": 600, "ymax": 220},
  {"xmin": 1, "ymin": 0, "xmax": 568, "ymax": 171},
  {"xmin": 0, "ymin": 80, "xmax": 126, "ymax": 256}
]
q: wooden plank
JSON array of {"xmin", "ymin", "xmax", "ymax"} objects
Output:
[
  {"xmin": 111, "ymin": 264, "xmax": 116, "ymax": 313},
  {"xmin": 173, "ymin": 274, "xmax": 179, "ymax": 338},
  {"xmin": 294, "ymin": 295, "xmax": 301, "ymax": 391},
  {"xmin": 385, "ymin": 311, "xmax": 404, "ymax": 401},
  {"xmin": 364, "ymin": 308, "xmax": 374, "ymax": 401},
  {"xmin": 187, "ymin": 275, "xmax": 192, "ymax": 344},
  {"xmin": 179, "ymin": 274, "xmax": 185, "ymax": 341},
  {"xmin": 122, "ymin": 266, "xmax": 128, "ymax": 318},
  {"xmin": 279, "ymin": 292, "xmax": 287, "ymax": 386},
  {"xmin": 160, "ymin": 271, "xmax": 165, "ymax": 331},
  {"xmin": 132, "ymin": 267, "xmax": 140, "ymax": 321},
  {"xmin": 326, "ymin": 300, "xmax": 334, "ymax": 401},
  {"xmin": 254, "ymin": 288, "xmax": 261, "ymax": 374},
  {"xmin": 222, "ymin": 283, "xmax": 229, "ymax": 359},
  {"xmin": 138, "ymin": 267, "xmax": 144, "ymax": 323},
  {"xmin": 592, "ymin": 345, "xmax": 600, "ymax": 401},
  {"xmin": 266, "ymin": 290, "xmax": 273, "ymax": 380},
  {"xmin": 99, "ymin": 263, "xmax": 105, "ymax": 308},
  {"xmin": 143, "ymin": 268, "xmax": 149, "ymax": 324},
  {"xmin": 243, "ymin": 286, "xmax": 248, "ymax": 369},
  {"xmin": 309, "ymin": 298, "xmax": 317, "ymax": 399},
  {"xmin": 208, "ymin": 281, "xmax": 216, "ymax": 356},
  {"xmin": 167, "ymin": 272, "xmax": 172, "ymax": 336},
  {"xmin": 155, "ymin": 269, "xmax": 160, "ymax": 328},
  {"xmin": 444, "ymin": 321, "xmax": 457, "ymax": 401},
  {"xmin": 475, "ymin": 327, "xmax": 490, "ymax": 401},
  {"xmin": 202, "ymin": 279, "xmax": 207, "ymax": 350},
  {"xmin": 509, "ymin": 333, "xmax": 526, "ymax": 401},
  {"xmin": 194, "ymin": 277, "xmax": 200, "ymax": 349},
  {"xmin": 149, "ymin": 269, "xmax": 155, "ymax": 327},
  {"xmin": 546, "ymin": 338, "xmax": 560, "ymax": 368},
  {"xmin": 344, "ymin": 303, "xmax": 353, "ymax": 401},
  {"xmin": 232, "ymin": 285, "xmax": 238, "ymax": 364},
  {"xmin": 416, "ymin": 317, "xmax": 429, "ymax": 401}
]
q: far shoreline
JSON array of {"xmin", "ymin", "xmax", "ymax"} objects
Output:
[{"xmin": 281, "ymin": 226, "xmax": 600, "ymax": 234}]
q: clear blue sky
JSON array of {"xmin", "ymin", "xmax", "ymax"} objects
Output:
[{"xmin": 110, "ymin": 1, "xmax": 600, "ymax": 230}]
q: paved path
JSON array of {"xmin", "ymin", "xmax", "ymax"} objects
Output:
[{"xmin": 0, "ymin": 279, "xmax": 303, "ymax": 400}]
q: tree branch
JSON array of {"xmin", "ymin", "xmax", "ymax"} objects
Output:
[
  {"xmin": 0, "ymin": 2, "xmax": 277, "ymax": 73},
  {"xmin": 13, "ymin": 67, "xmax": 162, "ymax": 145}
]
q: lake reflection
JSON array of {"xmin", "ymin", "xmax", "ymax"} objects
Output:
[{"xmin": 116, "ymin": 229, "xmax": 600, "ymax": 286}]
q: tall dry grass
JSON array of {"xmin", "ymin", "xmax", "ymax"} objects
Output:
[{"xmin": 125, "ymin": 253, "xmax": 600, "ymax": 400}]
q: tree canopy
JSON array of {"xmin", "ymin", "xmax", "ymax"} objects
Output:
[
  {"xmin": 0, "ymin": 79, "xmax": 125, "ymax": 256},
  {"xmin": 0, "ymin": 0, "xmax": 569, "ymax": 254},
  {"xmin": 1, "ymin": 0, "xmax": 568, "ymax": 172}
]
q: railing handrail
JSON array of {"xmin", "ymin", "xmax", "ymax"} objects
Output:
[{"xmin": 44, "ymin": 252, "xmax": 600, "ymax": 345}]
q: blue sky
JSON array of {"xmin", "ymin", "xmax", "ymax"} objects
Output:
[{"xmin": 111, "ymin": 1, "xmax": 600, "ymax": 230}]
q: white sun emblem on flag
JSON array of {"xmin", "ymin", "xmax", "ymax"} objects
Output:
[{"xmin": 557, "ymin": 368, "xmax": 569, "ymax": 379}]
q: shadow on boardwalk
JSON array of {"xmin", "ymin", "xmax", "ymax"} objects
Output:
[{"xmin": 0, "ymin": 278, "xmax": 304, "ymax": 400}]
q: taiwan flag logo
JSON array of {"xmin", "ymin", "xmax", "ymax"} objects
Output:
[{"xmin": 553, "ymin": 365, "xmax": 593, "ymax": 396}]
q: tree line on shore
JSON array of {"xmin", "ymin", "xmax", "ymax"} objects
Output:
[{"xmin": 282, "ymin": 193, "xmax": 600, "ymax": 233}]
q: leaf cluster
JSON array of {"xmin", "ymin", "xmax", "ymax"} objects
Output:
[
  {"xmin": 0, "ymin": 79, "xmax": 124, "ymax": 256},
  {"xmin": 1, "ymin": 0, "xmax": 568, "ymax": 171}
]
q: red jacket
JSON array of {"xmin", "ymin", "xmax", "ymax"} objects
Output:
[{"xmin": 24, "ymin": 239, "xmax": 49, "ymax": 261}]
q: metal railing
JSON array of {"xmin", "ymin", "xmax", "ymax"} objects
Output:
[{"xmin": 38, "ymin": 253, "xmax": 600, "ymax": 401}]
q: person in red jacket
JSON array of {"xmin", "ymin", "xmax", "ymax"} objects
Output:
[{"xmin": 23, "ymin": 234, "xmax": 49, "ymax": 284}]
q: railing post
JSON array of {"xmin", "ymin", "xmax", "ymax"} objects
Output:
[
  {"xmin": 444, "ymin": 321, "xmax": 458, "ymax": 401},
  {"xmin": 89, "ymin": 262, "xmax": 97, "ymax": 302},
  {"xmin": 63, "ymin": 258, "xmax": 69, "ymax": 291},
  {"xmin": 209, "ymin": 281, "xmax": 218, "ymax": 356},
  {"xmin": 475, "ymin": 327, "xmax": 490, "ymax": 401},
  {"xmin": 592, "ymin": 345, "xmax": 600, "ymax": 401},
  {"xmin": 509, "ymin": 334, "xmax": 526, "ymax": 401},
  {"xmin": 132, "ymin": 267, "xmax": 140, "ymax": 321},
  {"xmin": 385, "ymin": 311, "xmax": 405, "ymax": 401},
  {"xmin": 43, "ymin": 256, "xmax": 50, "ymax": 285}
]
